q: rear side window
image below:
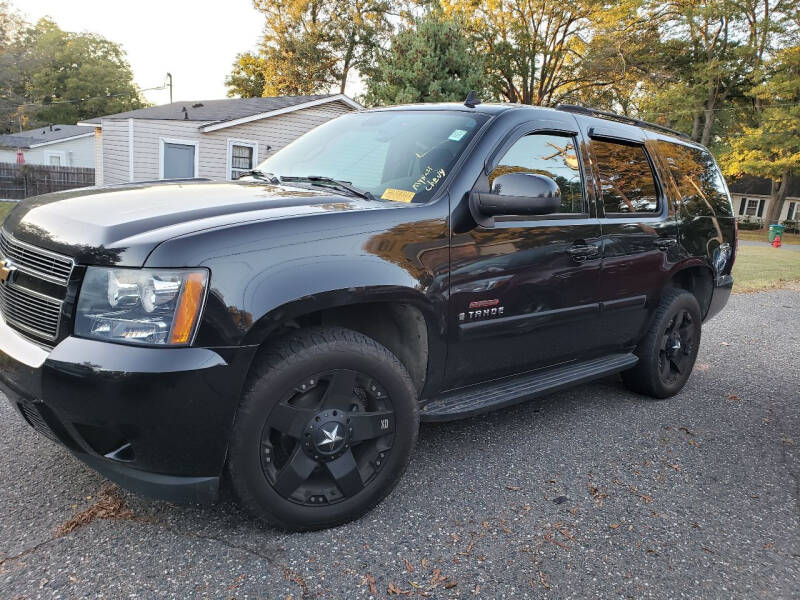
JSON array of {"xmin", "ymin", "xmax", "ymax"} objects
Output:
[
  {"xmin": 591, "ymin": 140, "xmax": 659, "ymax": 214},
  {"xmin": 658, "ymin": 141, "xmax": 733, "ymax": 217}
]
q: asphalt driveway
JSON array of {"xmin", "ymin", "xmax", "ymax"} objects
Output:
[{"xmin": 1, "ymin": 289, "xmax": 798, "ymax": 599}]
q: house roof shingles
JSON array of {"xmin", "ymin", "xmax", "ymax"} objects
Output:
[
  {"xmin": 80, "ymin": 95, "xmax": 339, "ymax": 125},
  {"xmin": 0, "ymin": 124, "xmax": 93, "ymax": 149}
]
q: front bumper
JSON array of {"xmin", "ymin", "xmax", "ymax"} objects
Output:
[{"xmin": 0, "ymin": 317, "xmax": 257, "ymax": 503}]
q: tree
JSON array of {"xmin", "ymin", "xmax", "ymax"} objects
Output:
[
  {"xmin": 227, "ymin": 0, "xmax": 393, "ymax": 98},
  {"xmin": 225, "ymin": 52, "xmax": 267, "ymax": 98},
  {"xmin": 363, "ymin": 11, "xmax": 485, "ymax": 106},
  {"xmin": 720, "ymin": 45, "xmax": 800, "ymax": 225},
  {"xmin": 0, "ymin": 11, "xmax": 145, "ymax": 130},
  {"xmin": 441, "ymin": 0, "xmax": 650, "ymax": 106},
  {"xmin": 0, "ymin": 0, "xmax": 29, "ymax": 131}
]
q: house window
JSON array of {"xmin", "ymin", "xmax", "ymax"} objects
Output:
[
  {"xmin": 44, "ymin": 150, "xmax": 65, "ymax": 166},
  {"xmin": 228, "ymin": 140, "xmax": 258, "ymax": 180},
  {"xmin": 745, "ymin": 199, "xmax": 759, "ymax": 216}
]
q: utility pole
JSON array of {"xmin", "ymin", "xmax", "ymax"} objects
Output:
[{"xmin": 166, "ymin": 73, "xmax": 173, "ymax": 104}]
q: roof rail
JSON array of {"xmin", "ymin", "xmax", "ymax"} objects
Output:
[{"xmin": 555, "ymin": 104, "xmax": 691, "ymax": 141}]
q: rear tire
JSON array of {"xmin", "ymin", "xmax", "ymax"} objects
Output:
[
  {"xmin": 227, "ymin": 326, "xmax": 419, "ymax": 531},
  {"xmin": 622, "ymin": 289, "xmax": 702, "ymax": 399}
]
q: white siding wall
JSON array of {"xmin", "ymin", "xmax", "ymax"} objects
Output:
[
  {"xmin": 200, "ymin": 102, "xmax": 354, "ymax": 180},
  {"xmin": 732, "ymin": 194, "xmax": 799, "ymax": 221},
  {"xmin": 101, "ymin": 119, "xmax": 133, "ymax": 184},
  {"xmin": 99, "ymin": 100, "xmax": 354, "ymax": 184},
  {"xmin": 94, "ymin": 128, "xmax": 103, "ymax": 185},
  {"xmin": 0, "ymin": 135, "xmax": 95, "ymax": 168}
]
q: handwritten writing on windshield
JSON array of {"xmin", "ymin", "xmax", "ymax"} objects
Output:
[{"xmin": 413, "ymin": 166, "xmax": 446, "ymax": 192}]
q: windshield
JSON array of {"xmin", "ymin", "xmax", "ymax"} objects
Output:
[{"xmin": 256, "ymin": 110, "xmax": 489, "ymax": 204}]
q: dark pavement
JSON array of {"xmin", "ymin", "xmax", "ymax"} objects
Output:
[{"xmin": 1, "ymin": 289, "xmax": 798, "ymax": 599}]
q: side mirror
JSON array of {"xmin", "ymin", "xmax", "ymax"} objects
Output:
[{"xmin": 471, "ymin": 173, "xmax": 561, "ymax": 216}]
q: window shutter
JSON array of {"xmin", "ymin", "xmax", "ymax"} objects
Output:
[
  {"xmin": 788, "ymin": 202, "xmax": 796, "ymax": 221},
  {"xmin": 757, "ymin": 198, "xmax": 765, "ymax": 217},
  {"xmin": 738, "ymin": 197, "xmax": 746, "ymax": 215}
]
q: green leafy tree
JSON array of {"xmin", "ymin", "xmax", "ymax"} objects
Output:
[
  {"xmin": 441, "ymin": 0, "xmax": 650, "ymax": 106},
  {"xmin": 23, "ymin": 19, "xmax": 145, "ymax": 124},
  {"xmin": 0, "ymin": 9, "xmax": 144, "ymax": 130},
  {"xmin": 363, "ymin": 11, "xmax": 485, "ymax": 106},
  {"xmin": 227, "ymin": 0, "xmax": 393, "ymax": 97},
  {"xmin": 0, "ymin": 1, "xmax": 30, "ymax": 131},
  {"xmin": 720, "ymin": 45, "xmax": 800, "ymax": 225}
]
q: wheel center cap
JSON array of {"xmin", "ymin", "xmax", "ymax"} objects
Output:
[
  {"xmin": 304, "ymin": 411, "xmax": 351, "ymax": 460},
  {"xmin": 316, "ymin": 422, "xmax": 345, "ymax": 452},
  {"xmin": 667, "ymin": 333, "xmax": 682, "ymax": 356}
]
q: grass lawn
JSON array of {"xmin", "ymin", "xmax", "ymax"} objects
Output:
[
  {"xmin": 0, "ymin": 201, "xmax": 15, "ymax": 224},
  {"xmin": 733, "ymin": 245, "xmax": 800, "ymax": 293},
  {"xmin": 737, "ymin": 229, "xmax": 800, "ymax": 245}
]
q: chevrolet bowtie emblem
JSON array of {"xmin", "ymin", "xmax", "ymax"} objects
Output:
[{"xmin": 0, "ymin": 259, "xmax": 17, "ymax": 284}]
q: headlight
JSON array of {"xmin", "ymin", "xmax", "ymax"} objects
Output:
[{"xmin": 76, "ymin": 267, "xmax": 209, "ymax": 346}]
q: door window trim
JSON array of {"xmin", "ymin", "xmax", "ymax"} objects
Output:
[
  {"xmin": 158, "ymin": 137, "xmax": 200, "ymax": 180},
  {"xmin": 481, "ymin": 125, "xmax": 591, "ymax": 225},
  {"xmin": 588, "ymin": 137, "xmax": 667, "ymax": 220}
]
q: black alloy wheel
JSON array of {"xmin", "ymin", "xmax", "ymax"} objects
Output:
[
  {"xmin": 227, "ymin": 327, "xmax": 418, "ymax": 531},
  {"xmin": 622, "ymin": 288, "xmax": 702, "ymax": 399},
  {"xmin": 657, "ymin": 309, "xmax": 696, "ymax": 385},
  {"xmin": 260, "ymin": 369, "xmax": 396, "ymax": 506}
]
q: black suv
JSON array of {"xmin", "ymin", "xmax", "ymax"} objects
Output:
[{"xmin": 0, "ymin": 102, "xmax": 735, "ymax": 530}]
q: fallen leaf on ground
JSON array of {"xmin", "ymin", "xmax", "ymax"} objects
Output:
[
  {"xmin": 609, "ymin": 523, "xmax": 621, "ymax": 529},
  {"xmin": 506, "ymin": 485, "xmax": 521, "ymax": 491},
  {"xmin": 387, "ymin": 582, "xmax": 413, "ymax": 596},
  {"xmin": 405, "ymin": 559, "xmax": 414, "ymax": 573},
  {"xmin": 56, "ymin": 484, "xmax": 133, "ymax": 537},
  {"xmin": 364, "ymin": 573, "xmax": 377, "ymax": 595}
]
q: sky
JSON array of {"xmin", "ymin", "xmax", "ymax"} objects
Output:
[{"xmin": 20, "ymin": 0, "xmax": 266, "ymax": 105}]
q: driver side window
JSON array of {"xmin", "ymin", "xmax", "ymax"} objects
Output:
[{"xmin": 490, "ymin": 133, "xmax": 585, "ymax": 214}]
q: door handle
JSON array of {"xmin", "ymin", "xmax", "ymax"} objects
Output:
[
  {"xmin": 566, "ymin": 244, "xmax": 599, "ymax": 262},
  {"xmin": 655, "ymin": 238, "xmax": 678, "ymax": 251}
]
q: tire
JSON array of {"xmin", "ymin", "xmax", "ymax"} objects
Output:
[
  {"xmin": 227, "ymin": 326, "xmax": 419, "ymax": 531},
  {"xmin": 621, "ymin": 289, "xmax": 702, "ymax": 399}
]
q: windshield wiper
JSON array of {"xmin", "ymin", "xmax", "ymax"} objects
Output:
[
  {"xmin": 280, "ymin": 175, "xmax": 376, "ymax": 201},
  {"xmin": 237, "ymin": 170, "xmax": 279, "ymax": 183}
]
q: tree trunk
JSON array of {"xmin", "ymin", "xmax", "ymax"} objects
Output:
[
  {"xmin": 765, "ymin": 172, "xmax": 791, "ymax": 226},
  {"xmin": 691, "ymin": 111, "xmax": 702, "ymax": 142}
]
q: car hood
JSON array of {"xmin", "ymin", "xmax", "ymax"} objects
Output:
[{"xmin": 2, "ymin": 180, "xmax": 387, "ymax": 266}]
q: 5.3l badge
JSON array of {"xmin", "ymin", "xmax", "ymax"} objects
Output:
[{"xmin": 459, "ymin": 299, "xmax": 504, "ymax": 322}]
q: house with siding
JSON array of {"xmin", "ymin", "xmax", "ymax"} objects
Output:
[
  {"xmin": 728, "ymin": 176, "xmax": 799, "ymax": 225},
  {"xmin": 0, "ymin": 125, "xmax": 95, "ymax": 167},
  {"xmin": 79, "ymin": 94, "xmax": 361, "ymax": 185}
]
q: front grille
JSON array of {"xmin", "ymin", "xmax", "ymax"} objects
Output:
[
  {"xmin": 0, "ymin": 229, "xmax": 73, "ymax": 342},
  {"xmin": 18, "ymin": 402, "xmax": 60, "ymax": 444},
  {"xmin": 0, "ymin": 282, "xmax": 62, "ymax": 339},
  {"xmin": 0, "ymin": 230, "xmax": 74, "ymax": 285}
]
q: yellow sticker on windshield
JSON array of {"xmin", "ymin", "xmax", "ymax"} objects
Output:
[{"xmin": 381, "ymin": 188, "xmax": 415, "ymax": 203}]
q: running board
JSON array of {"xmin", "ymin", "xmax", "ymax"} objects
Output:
[{"xmin": 420, "ymin": 353, "xmax": 638, "ymax": 422}]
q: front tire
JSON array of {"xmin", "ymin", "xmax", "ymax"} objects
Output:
[
  {"xmin": 622, "ymin": 289, "xmax": 702, "ymax": 399},
  {"xmin": 227, "ymin": 327, "xmax": 419, "ymax": 531}
]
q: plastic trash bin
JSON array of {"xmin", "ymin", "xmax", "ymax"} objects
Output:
[{"xmin": 769, "ymin": 223, "xmax": 785, "ymax": 242}]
